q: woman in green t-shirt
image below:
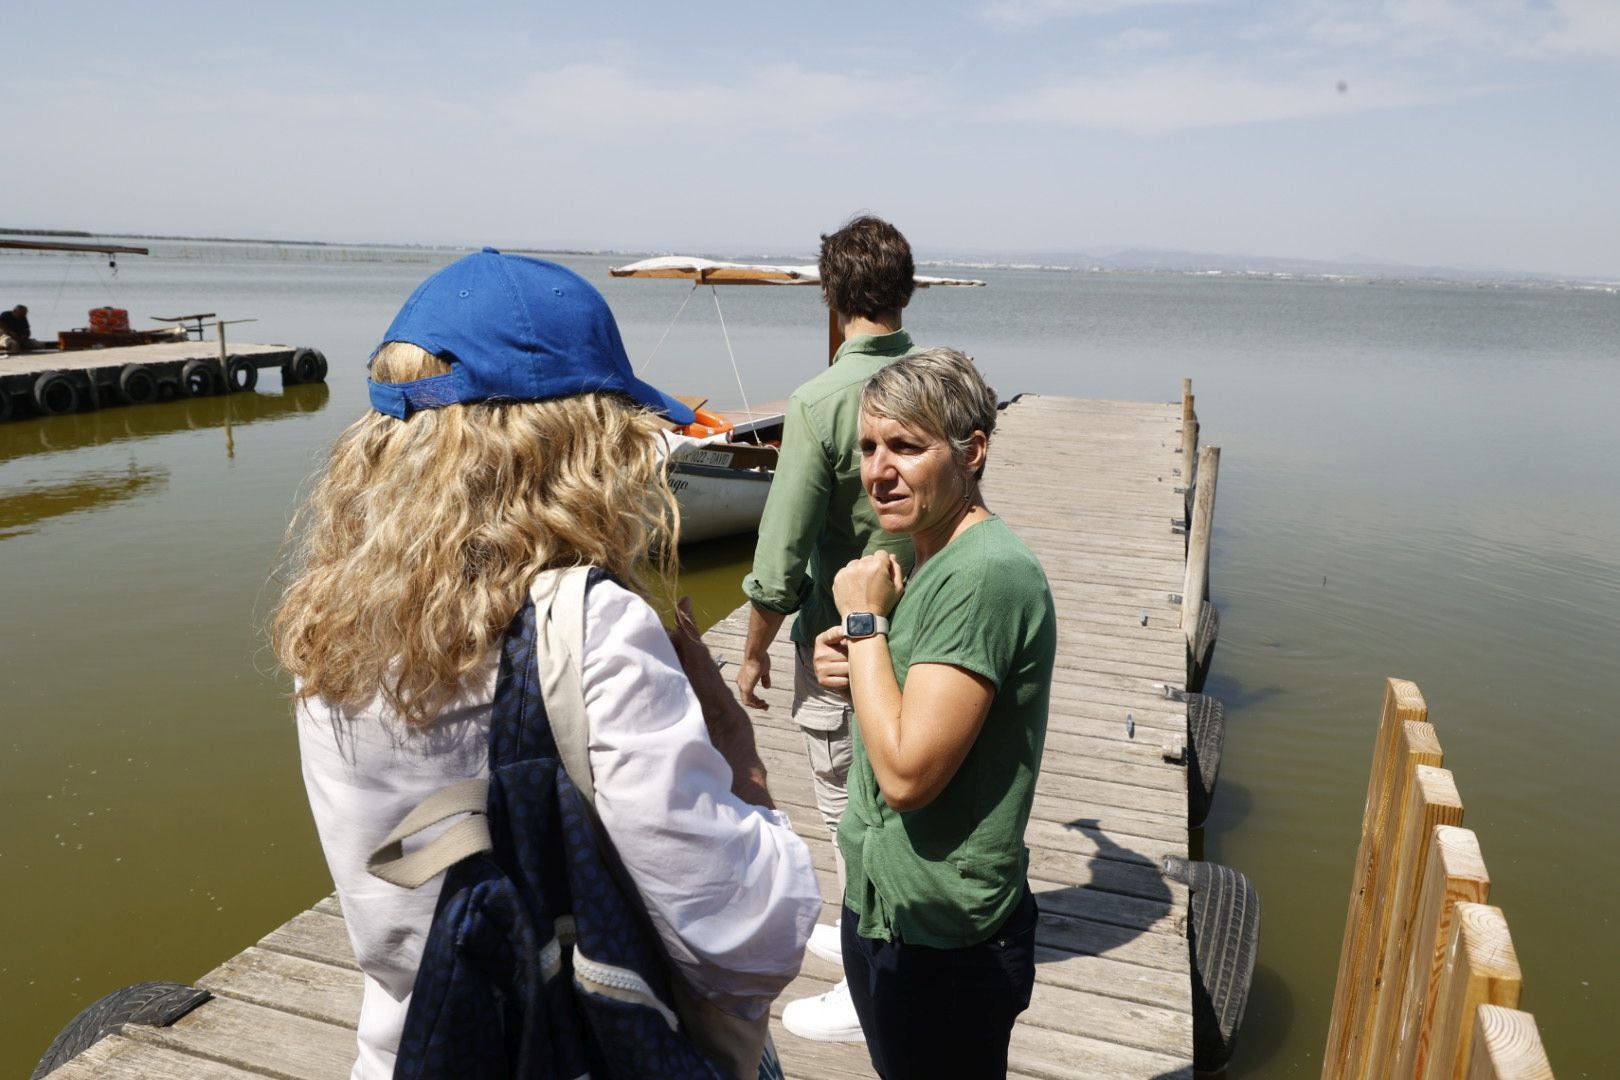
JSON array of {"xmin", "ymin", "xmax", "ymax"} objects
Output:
[{"xmin": 812, "ymin": 348, "xmax": 1057, "ymax": 1079}]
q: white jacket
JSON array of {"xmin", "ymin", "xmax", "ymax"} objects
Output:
[{"xmin": 298, "ymin": 578, "xmax": 819, "ymax": 1079}]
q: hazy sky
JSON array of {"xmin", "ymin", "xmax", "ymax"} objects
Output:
[{"xmin": 6, "ymin": 1, "xmax": 1619, "ymax": 278}]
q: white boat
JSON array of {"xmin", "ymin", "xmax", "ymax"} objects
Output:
[
  {"xmin": 661, "ymin": 418, "xmax": 781, "ymax": 544},
  {"xmin": 611, "ymin": 256, "xmax": 985, "ymax": 545}
]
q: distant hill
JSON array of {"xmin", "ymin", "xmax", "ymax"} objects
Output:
[
  {"xmin": 6, "ymin": 227, "xmax": 1614, "ymax": 288},
  {"xmin": 916, "ymin": 246, "xmax": 1616, "ymax": 288}
]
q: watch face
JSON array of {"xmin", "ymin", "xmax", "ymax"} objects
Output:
[{"xmin": 846, "ymin": 612, "xmax": 876, "ymax": 637}]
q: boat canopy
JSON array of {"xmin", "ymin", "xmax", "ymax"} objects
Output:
[{"xmin": 610, "ymin": 255, "xmax": 985, "ymax": 288}]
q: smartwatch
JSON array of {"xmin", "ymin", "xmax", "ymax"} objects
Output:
[{"xmin": 844, "ymin": 612, "xmax": 890, "ymax": 640}]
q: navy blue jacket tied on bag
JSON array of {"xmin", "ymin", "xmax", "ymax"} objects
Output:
[{"xmin": 366, "ymin": 567, "xmax": 780, "ymax": 1079}]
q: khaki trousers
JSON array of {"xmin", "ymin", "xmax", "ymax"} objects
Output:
[{"xmin": 792, "ymin": 640, "xmax": 853, "ymax": 893}]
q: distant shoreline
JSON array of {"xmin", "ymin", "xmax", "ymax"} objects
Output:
[{"xmin": 3, "ymin": 227, "xmax": 1615, "ymax": 294}]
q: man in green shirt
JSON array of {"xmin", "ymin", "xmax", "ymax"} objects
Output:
[{"xmin": 738, "ymin": 215, "xmax": 917, "ymax": 1042}]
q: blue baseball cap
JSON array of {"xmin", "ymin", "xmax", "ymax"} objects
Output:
[{"xmin": 368, "ymin": 248, "xmax": 695, "ymax": 425}]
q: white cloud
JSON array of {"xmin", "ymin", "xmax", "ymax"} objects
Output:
[
  {"xmin": 1104, "ymin": 27, "xmax": 1177, "ymax": 52},
  {"xmin": 1274, "ymin": 0, "xmax": 1620, "ymax": 61},
  {"xmin": 979, "ymin": 0, "xmax": 1210, "ymax": 29},
  {"xmin": 497, "ymin": 63, "xmax": 937, "ymax": 139},
  {"xmin": 1541, "ymin": 0, "xmax": 1620, "ymax": 57},
  {"xmin": 988, "ymin": 63, "xmax": 1461, "ymax": 133}
]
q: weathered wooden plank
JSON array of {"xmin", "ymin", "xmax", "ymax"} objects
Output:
[
  {"xmin": 119, "ymin": 995, "xmax": 357, "ymax": 1080},
  {"xmin": 42, "ymin": 1035, "xmax": 270, "ymax": 1079},
  {"xmin": 767, "ymin": 757, "xmax": 1186, "ymax": 843},
  {"xmin": 198, "ymin": 946, "xmax": 364, "ymax": 1029},
  {"xmin": 710, "ymin": 639, "xmax": 1193, "ymax": 720},
  {"xmin": 776, "ymin": 793, "xmax": 1186, "ymax": 910},
  {"xmin": 757, "ymin": 738, "xmax": 1185, "ymax": 818},
  {"xmin": 257, "ymin": 910, "xmax": 357, "ymax": 971},
  {"xmin": 767, "ymin": 771, "xmax": 1185, "ymax": 852},
  {"xmin": 1019, "ymin": 979, "xmax": 1193, "ymax": 1055},
  {"xmin": 1032, "ymin": 945, "xmax": 1192, "ymax": 1011},
  {"xmin": 1008, "ymin": 1021, "xmax": 1194, "ymax": 1080},
  {"xmin": 755, "ymin": 723, "xmax": 1187, "ymax": 795},
  {"xmin": 1028, "ymin": 847, "xmax": 1189, "ymax": 909},
  {"xmin": 1022, "ymin": 815, "xmax": 1184, "ymax": 869},
  {"xmin": 702, "ymin": 621, "xmax": 1189, "ymax": 673},
  {"xmin": 1029, "ymin": 876, "xmax": 1185, "ymax": 937}
]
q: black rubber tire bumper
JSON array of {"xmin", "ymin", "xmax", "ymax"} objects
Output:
[{"xmin": 31, "ymin": 981, "xmax": 212, "ymax": 1078}]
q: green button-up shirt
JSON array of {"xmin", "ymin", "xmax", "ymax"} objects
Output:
[{"xmin": 742, "ymin": 330, "xmax": 916, "ymax": 649}]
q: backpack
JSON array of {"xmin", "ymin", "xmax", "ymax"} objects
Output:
[{"xmin": 368, "ymin": 567, "xmax": 781, "ymax": 1079}]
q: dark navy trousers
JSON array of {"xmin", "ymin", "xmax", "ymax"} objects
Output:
[{"xmin": 842, "ymin": 885, "xmax": 1038, "ymax": 1079}]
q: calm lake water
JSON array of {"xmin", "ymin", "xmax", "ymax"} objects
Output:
[{"xmin": 2, "ymin": 242, "xmax": 1617, "ymax": 1077}]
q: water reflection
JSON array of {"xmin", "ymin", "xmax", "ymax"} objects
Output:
[
  {"xmin": 0, "ymin": 464, "xmax": 169, "ymax": 539},
  {"xmin": 0, "ymin": 383, "xmax": 331, "ymax": 462}
]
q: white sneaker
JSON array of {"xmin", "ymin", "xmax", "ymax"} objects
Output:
[
  {"xmin": 782, "ymin": 978, "xmax": 864, "ymax": 1042},
  {"xmin": 806, "ymin": 919, "xmax": 842, "ymax": 964}
]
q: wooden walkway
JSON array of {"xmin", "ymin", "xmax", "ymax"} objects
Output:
[
  {"xmin": 45, "ymin": 393, "xmax": 1202, "ymax": 1079},
  {"xmin": 1, "ymin": 340, "xmax": 326, "ymax": 422}
]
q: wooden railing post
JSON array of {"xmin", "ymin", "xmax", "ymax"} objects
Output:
[
  {"xmin": 1181, "ymin": 444, "xmax": 1220, "ymax": 638},
  {"xmin": 1322, "ymin": 679, "xmax": 1431, "ymax": 1079},
  {"xmin": 1364, "ymin": 767, "xmax": 1466, "ymax": 1077},
  {"xmin": 1391, "ymin": 826, "xmax": 1492, "ymax": 1077},
  {"xmin": 1179, "ymin": 377, "xmax": 1199, "ymax": 490},
  {"xmin": 1324, "ymin": 683, "xmax": 1554, "ymax": 1079},
  {"xmin": 1422, "ymin": 903, "xmax": 1522, "ymax": 1080},
  {"xmin": 1466, "ymin": 1006, "xmax": 1553, "ymax": 1079},
  {"xmin": 827, "ymin": 307, "xmax": 844, "ymax": 366}
]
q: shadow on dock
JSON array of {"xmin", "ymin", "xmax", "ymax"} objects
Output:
[
  {"xmin": 1036, "ymin": 818, "xmax": 1175, "ymax": 960},
  {"xmin": 0, "ymin": 383, "xmax": 330, "ymax": 463}
]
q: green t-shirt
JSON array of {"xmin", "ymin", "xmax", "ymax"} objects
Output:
[
  {"xmin": 838, "ymin": 516, "xmax": 1057, "ymax": 947},
  {"xmin": 741, "ymin": 330, "xmax": 916, "ymax": 647}
]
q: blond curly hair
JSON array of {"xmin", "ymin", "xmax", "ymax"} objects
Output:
[{"xmin": 272, "ymin": 342, "xmax": 679, "ymax": 728}]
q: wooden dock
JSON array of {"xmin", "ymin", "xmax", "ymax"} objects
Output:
[
  {"xmin": 1, "ymin": 340, "xmax": 328, "ymax": 422},
  {"xmin": 40, "ymin": 392, "xmax": 1216, "ymax": 1079}
]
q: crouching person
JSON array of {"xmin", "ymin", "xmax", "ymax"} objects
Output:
[{"xmin": 273, "ymin": 250, "xmax": 819, "ymax": 1079}]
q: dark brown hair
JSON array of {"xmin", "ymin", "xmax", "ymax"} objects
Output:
[{"xmin": 819, "ymin": 215, "xmax": 915, "ymax": 321}]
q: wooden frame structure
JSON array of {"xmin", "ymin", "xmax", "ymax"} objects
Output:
[
  {"xmin": 609, "ymin": 256, "xmax": 985, "ymax": 365},
  {"xmin": 1321, "ymin": 679, "xmax": 1555, "ymax": 1079}
]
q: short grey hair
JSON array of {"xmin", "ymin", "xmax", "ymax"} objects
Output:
[{"xmin": 861, "ymin": 347, "xmax": 998, "ymax": 477}]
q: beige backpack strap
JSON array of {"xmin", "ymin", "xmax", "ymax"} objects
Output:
[
  {"xmin": 365, "ymin": 778, "xmax": 492, "ymax": 888},
  {"xmin": 536, "ymin": 565, "xmax": 769, "ymax": 1080},
  {"xmin": 366, "ymin": 569, "xmax": 592, "ymax": 892},
  {"xmin": 530, "ymin": 565, "xmax": 595, "ymax": 808}
]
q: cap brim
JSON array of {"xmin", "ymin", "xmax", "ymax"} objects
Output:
[{"xmin": 626, "ymin": 377, "xmax": 696, "ymax": 425}]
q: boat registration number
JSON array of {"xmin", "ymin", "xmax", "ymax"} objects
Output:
[{"xmin": 684, "ymin": 449, "xmax": 735, "ymax": 468}]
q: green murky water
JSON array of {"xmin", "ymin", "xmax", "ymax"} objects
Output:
[{"xmin": 2, "ymin": 243, "xmax": 1617, "ymax": 1076}]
